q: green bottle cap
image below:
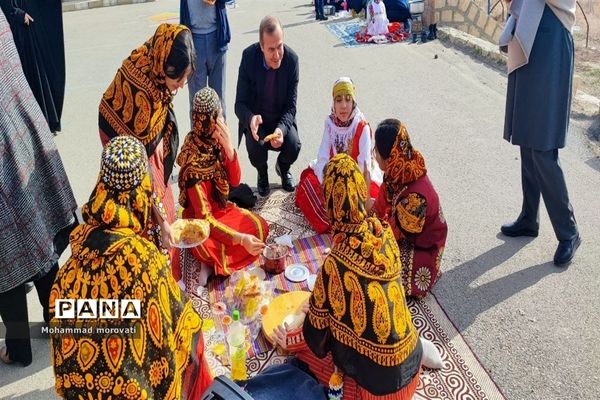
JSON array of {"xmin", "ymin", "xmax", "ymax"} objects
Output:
[{"xmin": 232, "ymin": 310, "xmax": 240, "ymax": 321}]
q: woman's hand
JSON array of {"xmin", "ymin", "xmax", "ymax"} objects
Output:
[
  {"xmin": 239, "ymin": 234, "xmax": 265, "ymax": 256},
  {"xmin": 160, "ymin": 220, "xmax": 173, "ymax": 250},
  {"xmin": 24, "ymin": 13, "xmax": 34, "ymax": 25},
  {"xmin": 272, "ymin": 324, "xmax": 289, "ymax": 350},
  {"xmin": 214, "ymin": 117, "xmax": 235, "ymax": 161},
  {"xmin": 366, "ymin": 196, "xmax": 374, "ymax": 212},
  {"xmin": 301, "ymin": 300, "xmax": 310, "ymax": 314}
]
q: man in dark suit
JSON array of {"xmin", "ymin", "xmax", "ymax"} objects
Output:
[{"xmin": 235, "ymin": 15, "xmax": 301, "ymax": 197}]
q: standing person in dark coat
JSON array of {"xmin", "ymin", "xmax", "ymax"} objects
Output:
[
  {"xmin": 0, "ymin": 9, "xmax": 77, "ymax": 366},
  {"xmin": 386, "ymin": 0, "xmax": 411, "ymax": 24},
  {"xmin": 0, "ymin": 0, "xmax": 65, "ymax": 134},
  {"xmin": 235, "ymin": 15, "xmax": 301, "ymax": 197},
  {"xmin": 499, "ymin": 0, "xmax": 580, "ymax": 266}
]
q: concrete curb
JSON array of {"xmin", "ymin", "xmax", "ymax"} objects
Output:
[
  {"xmin": 62, "ymin": 0, "xmax": 155, "ymax": 13},
  {"xmin": 438, "ymin": 26, "xmax": 600, "ymax": 118},
  {"xmin": 437, "ymin": 26, "xmax": 506, "ymax": 67}
]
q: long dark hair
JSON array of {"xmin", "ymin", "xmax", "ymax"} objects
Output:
[
  {"xmin": 165, "ymin": 29, "xmax": 196, "ymax": 79},
  {"xmin": 375, "ymin": 118, "xmax": 402, "ymax": 159}
]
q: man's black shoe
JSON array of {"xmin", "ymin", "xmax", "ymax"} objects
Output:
[
  {"xmin": 554, "ymin": 235, "xmax": 581, "ymax": 267},
  {"xmin": 257, "ymin": 173, "xmax": 270, "ymax": 197},
  {"xmin": 276, "ymin": 164, "xmax": 296, "ymax": 192},
  {"xmin": 500, "ymin": 220, "xmax": 539, "ymax": 237}
]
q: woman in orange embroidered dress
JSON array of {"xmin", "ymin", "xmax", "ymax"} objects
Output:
[
  {"xmin": 98, "ymin": 24, "xmax": 195, "ymax": 272},
  {"xmin": 50, "ymin": 137, "xmax": 212, "ymax": 400},
  {"xmin": 274, "ymin": 154, "xmax": 422, "ymax": 400}
]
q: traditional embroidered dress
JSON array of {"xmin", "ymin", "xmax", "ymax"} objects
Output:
[
  {"xmin": 50, "ymin": 137, "xmax": 212, "ymax": 400},
  {"xmin": 366, "ymin": 0, "xmax": 389, "ymax": 36},
  {"xmin": 372, "ymin": 123, "xmax": 447, "ymax": 298},
  {"xmin": 177, "ymin": 87, "xmax": 269, "ymax": 277},
  {"xmin": 296, "ymin": 77, "xmax": 382, "ymax": 234},
  {"xmin": 98, "ymin": 23, "xmax": 188, "ymax": 251},
  {"xmin": 288, "ymin": 154, "xmax": 422, "ymax": 399}
]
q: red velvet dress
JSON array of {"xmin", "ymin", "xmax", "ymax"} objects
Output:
[
  {"xmin": 182, "ymin": 153, "xmax": 269, "ymax": 276},
  {"xmin": 373, "ymin": 175, "xmax": 447, "ymax": 298}
]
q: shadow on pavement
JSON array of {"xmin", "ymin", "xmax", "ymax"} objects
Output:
[
  {"xmin": 434, "ymin": 233, "xmax": 567, "ymax": 332},
  {"xmin": 0, "ymin": 338, "xmax": 52, "ymax": 390}
]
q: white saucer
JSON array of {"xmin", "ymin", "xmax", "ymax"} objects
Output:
[{"xmin": 284, "ymin": 264, "xmax": 310, "ymax": 282}]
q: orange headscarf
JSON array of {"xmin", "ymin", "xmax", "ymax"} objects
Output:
[
  {"xmin": 99, "ymin": 23, "xmax": 189, "ymax": 185},
  {"xmin": 383, "ymin": 123, "xmax": 427, "ymax": 202}
]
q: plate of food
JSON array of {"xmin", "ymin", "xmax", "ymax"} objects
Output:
[
  {"xmin": 171, "ymin": 219, "xmax": 210, "ymax": 248},
  {"xmin": 262, "ymin": 291, "xmax": 311, "ymax": 343}
]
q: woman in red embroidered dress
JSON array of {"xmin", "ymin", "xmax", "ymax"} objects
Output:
[
  {"xmin": 296, "ymin": 77, "xmax": 382, "ymax": 233},
  {"xmin": 274, "ymin": 154, "xmax": 421, "ymax": 400},
  {"xmin": 370, "ymin": 119, "xmax": 447, "ymax": 298},
  {"xmin": 177, "ymin": 87, "xmax": 268, "ymax": 285}
]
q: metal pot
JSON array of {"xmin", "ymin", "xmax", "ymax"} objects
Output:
[{"xmin": 261, "ymin": 244, "xmax": 290, "ymax": 274}]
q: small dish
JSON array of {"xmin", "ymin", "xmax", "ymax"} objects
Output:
[{"xmin": 284, "ymin": 264, "xmax": 310, "ymax": 282}]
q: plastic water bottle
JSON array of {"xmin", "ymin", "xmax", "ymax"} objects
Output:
[{"xmin": 227, "ymin": 310, "xmax": 248, "ymax": 381}]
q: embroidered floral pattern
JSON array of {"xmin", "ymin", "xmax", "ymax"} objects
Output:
[{"xmin": 413, "ymin": 267, "xmax": 432, "ymax": 293}]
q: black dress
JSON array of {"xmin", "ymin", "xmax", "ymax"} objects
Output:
[{"xmin": 0, "ymin": 0, "xmax": 65, "ymax": 133}]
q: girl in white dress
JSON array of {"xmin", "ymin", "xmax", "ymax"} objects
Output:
[
  {"xmin": 366, "ymin": 0, "xmax": 390, "ymax": 37},
  {"xmin": 296, "ymin": 77, "xmax": 383, "ymax": 233}
]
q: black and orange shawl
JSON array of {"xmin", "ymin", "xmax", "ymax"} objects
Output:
[
  {"xmin": 304, "ymin": 154, "xmax": 422, "ymax": 395},
  {"xmin": 383, "ymin": 123, "xmax": 427, "ymax": 199},
  {"xmin": 99, "ymin": 23, "xmax": 188, "ymax": 185},
  {"xmin": 177, "ymin": 87, "xmax": 230, "ymax": 208},
  {"xmin": 50, "ymin": 136, "xmax": 209, "ymax": 398}
]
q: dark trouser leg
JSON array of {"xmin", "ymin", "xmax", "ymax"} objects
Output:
[
  {"xmin": 245, "ymin": 128, "xmax": 269, "ymax": 175},
  {"xmin": 206, "ymin": 32, "xmax": 227, "ymax": 120},
  {"xmin": 34, "ymin": 262, "xmax": 59, "ymax": 323},
  {"xmin": 315, "ymin": 0, "xmax": 324, "ymax": 18},
  {"xmin": 0, "ymin": 283, "xmax": 32, "ymax": 366},
  {"xmin": 519, "ymin": 146, "xmax": 541, "ymax": 229},
  {"xmin": 531, "ymin": 148, "xmax": 578, "ymax": 241},
  {"xmin": 275, "ymin": 125, "xmax": 301, "ymax": 174}
]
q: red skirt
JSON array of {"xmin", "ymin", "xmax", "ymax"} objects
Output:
[
  {"xmin": 296, "ymin": 167, "xmax": 380, "ymax": 234},
  {"xmin": 190, "ymin": 205, "xmax": 269, "ymax": 276}
]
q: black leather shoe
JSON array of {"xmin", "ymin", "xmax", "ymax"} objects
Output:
[
  {"xmin": 554, "ymin": 235, "xmax": 581, "ymax": 267},
  {"xmin": 257, "ymin": 173, "xmax": 270, "ymax": 197},
  {"xmin": 276, "ymin": 164, "xmax": 296, "ymax": 192},
  {"xmin": 500, "ymin": 220, "xmax": 539, "ymax": 237}
]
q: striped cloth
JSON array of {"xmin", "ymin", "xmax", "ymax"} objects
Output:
[
  {"xmin": 0, "ymin": 10, "xmax": 77, "ymax": 293},
  {"xmin": 207, "ymin": 234, "xmax": 332, "ymax": 355}
]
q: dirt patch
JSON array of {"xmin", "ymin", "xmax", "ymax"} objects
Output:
[{"xmin": 574, "ymin": 2, "xmax": 600, "ymax": 99}]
